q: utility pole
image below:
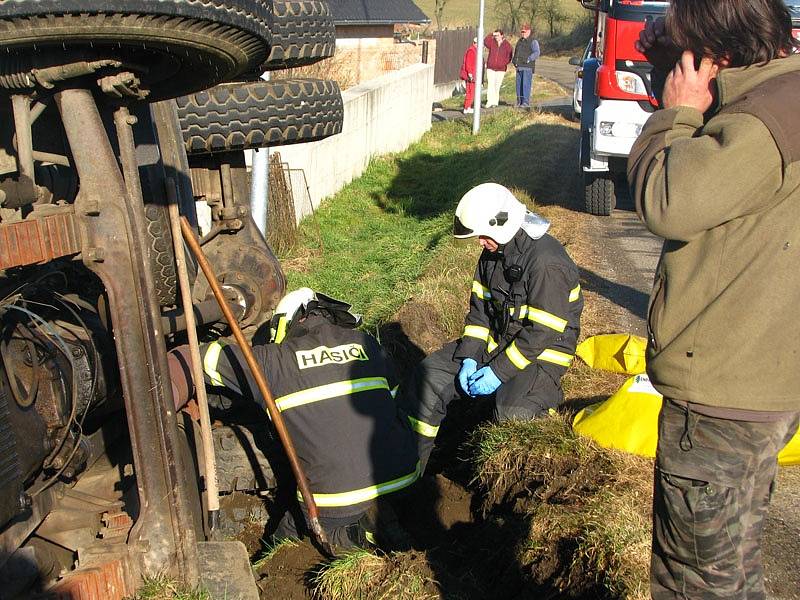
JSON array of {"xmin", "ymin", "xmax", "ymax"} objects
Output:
[{"xmin": 472, "ymin": 0, "xmax": 486, "ymax": 135}]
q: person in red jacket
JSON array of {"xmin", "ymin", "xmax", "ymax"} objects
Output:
[
  {"xmin": 459, "ymin": 37, "xmax": 478, "ymax": 114},
  {"xmin": 483, "ymin": 29, "xmax": 513, "ymax": 107}
]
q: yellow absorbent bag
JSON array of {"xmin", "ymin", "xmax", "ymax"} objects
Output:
[
  {"xmin": 573, "ymin": 374, "xmax": 800, "ymax": 465},
  {"xmin": 575, "ymin": 334, "xmax": 647, "ymax": 375},
  {"xmin": 573, "ymin": 374, "xmax": 662, "ymax": 457}
]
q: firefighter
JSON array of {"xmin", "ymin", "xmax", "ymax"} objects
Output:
[
  {"xmin": 399, "ymin": 183, "xmax": 583, "ymax": 471},
  {"xmin": 168, "ymin": 288, "xmax": 420, "ymax": 549}
]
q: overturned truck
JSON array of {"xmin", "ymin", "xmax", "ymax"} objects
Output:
[{"xmin": 0, "ymin": 1, "xmax": 342, "ymax": 597}]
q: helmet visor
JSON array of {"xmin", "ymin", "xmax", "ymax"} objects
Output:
[{"xmin": 453, "ymin": 214, "xmax": 474, "ymax": 238}]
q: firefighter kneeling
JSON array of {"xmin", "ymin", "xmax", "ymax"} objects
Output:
[
  {"xmin": 168, "ymin": 288, "xmax": 419, "ymax": 550},
  {"xmin": 399, "ymin": 183, "xmax": 583, "ymax": 472}
]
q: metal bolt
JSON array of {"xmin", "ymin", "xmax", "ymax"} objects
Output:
[
  {"xmin": 123, "ymin": 463, "xmax": 134, "ymax": 477},
  {"xmin": 71, "ymin": 345, "xmax": 84, "ymax": 358},
  {"xmin": 85, "ymin": 247, "xmax": 105, "ymax": 263},
  {"xmin": 126, "ymin": 115, "xmax": 138, "ymax": 125},
  {"xmin": 784, "ymin": 242, "xmax": 791, "ymax": 250},
  {"xmin": 18, "ymin": 493, "xmax": 32, "ymax": 511}
]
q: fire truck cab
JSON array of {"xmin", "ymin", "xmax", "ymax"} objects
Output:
[{"xmin": 578, "ymin": 0, "xmax": 668, "ymax": 215}]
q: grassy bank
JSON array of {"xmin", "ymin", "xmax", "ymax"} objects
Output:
[{"xmin": 273, "ymin": 90, "xmax": 652, "ymax": 598}]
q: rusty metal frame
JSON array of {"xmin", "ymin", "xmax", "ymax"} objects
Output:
[{"xmin": 53, "ymin": 88, "xmax": 199, "ymax": 583}]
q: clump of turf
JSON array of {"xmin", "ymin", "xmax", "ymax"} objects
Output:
[
  {"xmin": 310, "ymin": 549, "xmax": 438, "ymax": 600},
  {"xmin": 129, "ymin": 575, "xmax": 210, "ymax": 600},
  {"xmin": 468, "ymin": 415, "xmax": 653, "ymax": 599}
]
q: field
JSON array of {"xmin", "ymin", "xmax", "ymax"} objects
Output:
[{"xmin": 413, "ymin": 0, "xmax": 587, "ymax": 33}]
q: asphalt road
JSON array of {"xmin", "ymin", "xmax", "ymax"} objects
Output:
[{"xmin": 535, "ymin": 56, "xmax": 800, "ymax": 600}]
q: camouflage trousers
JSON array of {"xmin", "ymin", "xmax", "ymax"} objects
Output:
[{"xmin": 651, "ymin": 399, "xmax": 799, "ymax": 599}]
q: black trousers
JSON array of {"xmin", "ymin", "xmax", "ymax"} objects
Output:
[{"xmin": 398, "ymin": 340, "xmax": 565, "ymax": 471}]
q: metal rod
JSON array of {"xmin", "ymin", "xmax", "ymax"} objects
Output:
[
  {"xmin": 166, "ymin": 180, "xmax": 220, "ymax": 530},
  {"xmin": 32, "ymin": 150, "xmax": 70, "ymax": 167},
  {"xmin": 473, "ymin": 0, "xmax": 486, "ymax": 135},
  {"xmin": 179, "ymin": 216, "xmax": 334, "ymax": 556},
  {"xmin": 11, "ymin": 94, "xmax": 35, "ymax": 181}
]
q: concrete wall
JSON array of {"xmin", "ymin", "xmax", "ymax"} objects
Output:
[{"xmin": 276, "ymin": 63, "xmax": 434, "ymax": 221}]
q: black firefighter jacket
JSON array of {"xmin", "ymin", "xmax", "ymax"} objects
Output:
[
  {"xmin": 454, "ymin": 229, "xmax": 583, "ymax": 382},
  {"xmin": 187, "ymin": 314, "xmax": 420, "ymax": 519}
]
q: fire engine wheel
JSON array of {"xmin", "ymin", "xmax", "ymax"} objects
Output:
[
  {"xmin": 584, "ymin": 172, "xmax": 616, "ymax": 216},
  {"xmin": 261, "ymin": 0, "xmax": 336, "ymax": 71},
  {"xmin": 176, "ymin": 78, "xmax": 343, "ymax": 155},
  {"xmin": 0, "ymin": 0, "xmax": 273, "ymax": 100}
]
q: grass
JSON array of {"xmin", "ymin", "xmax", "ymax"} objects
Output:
[
  {"xmin": 251, "ymin": 537, "xmax": 301, "ymax": 570},
  {"xmin": 311, "ymin": 550, "xmax": 437, "ymax": 600},
  {"xmin": 281, "ymin": 104, "xmax": 577, "ymax": 331},
  {"xmin": 413, "ymin": 0, "xmax": 585, "ymax": 32},
  {"xmin": 129, "ymin": 575, "xmax": 210, "ymax": 600},
  {"xmin": 438, "ymin": 72, "xmax": 568, "ymax": 111}
]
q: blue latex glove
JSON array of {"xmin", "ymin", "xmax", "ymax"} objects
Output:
[
  {"xmin": 458, "ymin": 358, "xmax": 478, "ymax": 395},
  {"xmin": 468, "ymin": 366, "xmax": 502, "ymax": 396}
]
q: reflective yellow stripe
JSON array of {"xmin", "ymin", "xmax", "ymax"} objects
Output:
[
  {"xmin": 526, "ymin": 307, "xmax": 567, "ymax": 333},
  {"xmin": 275, "ymin": 377, "xmax": 389, "ymax": 412},
  {"xmin": 203, "ymin": 341, "xmax": 227, "ymax": 386},
  {"xmin": 273, "ymin": 315, "xmax": 289, "ymax": 343},
  {"xmin": 487, "ymin": 335, "xmax": 498, "ymax": 353},
  {"xmin": 463, "ymin": 324, "xmax": 490, "ymax": 342},
  {"xmin": 390, "ymin": 385, "xmax": 399, "ymax": 399},
  {"xmin": 298, "ymin": 462, "xmax": 421, "ymax": 507},
  {"xmin": 505, "ymin": 341, "xmax": 531, "ymax": 370},
  {"xmin": 471, "ymin": 280, "xmax": 491, "ymax": 300},
  {"xmin": 569, "ymin": 285, "xmax": 581, "ymax": 302},
  {"xmin": 516, "ymin": 305, "xmax": 529, "ymax": 319},
  {"xmin": 537, "ymin": 348, "xmax": 574, "ymax": 367},
  {"xmin": 365, "ymin": 531, "xmax": 377, "ymax": 545},
  {"xmin": 407, "ymin": 415, "xmax": 439, "ymax": 438}
]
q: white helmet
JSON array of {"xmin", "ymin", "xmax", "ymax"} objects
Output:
[
  {"xmin": 453, "ymin": 183, "xmax": 526, "ymax": 245},
  {"xmin": 271, "ymin": 287, "xmax": 315, "ymax": 343},
  {"xmin": 270, "ymin": 288, "xmax": 361, "ymax": 343},
  {"xmin": 275, "ymin": 287, "xmax": 316, "ymax": 321}
]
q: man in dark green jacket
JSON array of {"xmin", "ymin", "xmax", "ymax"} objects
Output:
[{"xmin": 629, "ymin": 1, "xmax": 800, "ymax": 597}]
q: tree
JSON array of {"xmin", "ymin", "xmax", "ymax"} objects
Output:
[
  {"xmin": 541, "ymin": 0, "xmax": 569, "ymax": 37},
  {"xmin": 434, "ymin": 0, "xmax": 449, "ymax": 31},
  {"xmin": 494, "ymin": 0, "xmax": 529, "ymax": 33}
]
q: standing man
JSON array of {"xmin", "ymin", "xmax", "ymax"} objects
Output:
[
  {"xmin": 629, "ymin": 1, "xmax": 800, "ymax": 597},
  {"xmin": 459, "ymin": 37, "xmax": 478, "ymax": 114},
  {"xmin": 483, "ymin": 29, "xmax": 513, "ymax": 108},
  {"xmin": 168, "ymin": 288, "xmax": 420, "ymax": 549},
  {"xmin": 399, "ymin": 183, "xmax": 583, "ymax": 471},
  {"xmin": 512, "ymin": 24, "xmax": 540, "ymax": 108}
]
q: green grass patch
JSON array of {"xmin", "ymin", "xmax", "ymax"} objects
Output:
[
  {"xmin": 128, "ymin": 575, "xmax": 210, "ymax": 600},
  {"xmin": 311, "ymin": 549, "xmax": 437, "ymax": 600}
]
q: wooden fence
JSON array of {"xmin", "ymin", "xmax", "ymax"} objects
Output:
[{"xmin": 432, "ymin": 27, "xmax": 476, "ymax": 85}]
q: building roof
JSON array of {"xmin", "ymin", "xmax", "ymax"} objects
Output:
[{"xmin": 327, "ymin": 0, "xmax": 430, "ymax": 25}]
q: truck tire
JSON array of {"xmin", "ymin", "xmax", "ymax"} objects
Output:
[
  {"xmin": 261, "ymin": 1, "xmax": 336, "ymax": 71},
  {"xmin": 176, "ymin": 78, "xmax": 343, "ymax": 155},
  {"xmin": 0, "ymin": 0, "xmax": 273, "ymax": 100},
  {"xmin": 584, "ymin": 172, "xmax": 616, "ymax": 216},
  {"xmin": 143, "ymin": 205, "xmax": 178, "ymax": 307}
]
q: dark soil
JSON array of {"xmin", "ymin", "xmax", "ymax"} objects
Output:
[{"xmin": 254, "ymin": 540, "xmax": 320, "ymax": 600}]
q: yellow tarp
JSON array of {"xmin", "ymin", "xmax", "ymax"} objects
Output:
[
  {"xmin": 573, "ymin": 374, "xmax": 662, "ymax": 458},
  {"xmin": 573, "ymin": 373, "xmax": 800, "ymax": 465},
  {"xmin": 575, "ymin": 334, "xmax": 647, "ymax": 375}
]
